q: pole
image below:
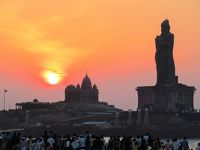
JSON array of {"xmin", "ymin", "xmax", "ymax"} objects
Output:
[
  {"xmin": 3, "ymin": 90, "xmax": 7, "ymax": 111},
  {"xmin": 4, "ymin": 90, "xmax": 5, "ymax": 111}
]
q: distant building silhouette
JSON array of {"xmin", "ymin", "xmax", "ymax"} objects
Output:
[
  {"xmin": 65, "ymin": 74, "xmax": 99, "ymax": 103},
  {"xmin": 15, "ymin": 74, "xmax": 120, "ymax": 112},
  {"xmin": 16, "ymin": 99, "xmax": 50, "ymax": 110}
]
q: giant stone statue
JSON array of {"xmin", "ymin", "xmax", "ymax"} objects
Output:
[
  {"xmin": 155, "ymin": 19, "xmax": 176, "ymax": 85},
  {"xmin": 137, "ymin": 20, "xmax": 195, "ymax": 113}
]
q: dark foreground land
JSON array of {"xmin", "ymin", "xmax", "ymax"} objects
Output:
[
  {"xmin": 1, "ymin": 110, "xmax": 200, "ymax": 138},
  {"xmin": 20, "ymin": 124, "xmax": 200, "ymax": 139}
]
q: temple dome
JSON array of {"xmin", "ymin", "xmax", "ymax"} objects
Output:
[
  {"xmin": 65, "ymin": 84, "xmax": 76, "ymax": 92},
  {"xmin": 81, "ymin": 74, "xmax": 92, "ymax": 90}
]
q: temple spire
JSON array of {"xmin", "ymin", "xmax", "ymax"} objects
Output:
[{"xmin": 81, "ymin": 73, "xmax": 92, "ymax": 90}]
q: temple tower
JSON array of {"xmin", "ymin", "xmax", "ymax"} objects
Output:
[{"xmin": 65, "ymin": 74, "xmax": 99, "ymax": 103}]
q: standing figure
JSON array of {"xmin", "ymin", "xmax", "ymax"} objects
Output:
[{"xmin": 155, "ymin": 19, "xmax": 176, "ymax": 85}]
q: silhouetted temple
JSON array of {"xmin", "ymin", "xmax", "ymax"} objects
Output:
[
  {"xmin": 65, "ymin": 74, "xmax": 99, "ymax": 103},
  {"xmin": 136, "ymin": 20, "xmax": 196, "ymax": 112}
]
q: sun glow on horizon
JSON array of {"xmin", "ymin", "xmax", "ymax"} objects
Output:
[{"xmin": 43, "ymin": 70, "xmax": 61, "ymax": 85}]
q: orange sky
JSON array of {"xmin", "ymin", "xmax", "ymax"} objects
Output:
[{"xmin": 0, "ymin": 0, "xmax": 200, "ymax": 110}]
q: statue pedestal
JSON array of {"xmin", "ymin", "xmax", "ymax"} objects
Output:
[{"xmin": 136, "ymin": 84, "xmax": 195, "ymax": 112}]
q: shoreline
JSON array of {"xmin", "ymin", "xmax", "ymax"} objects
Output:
[{"xmin": 8, "ymin": 125, "xmax": 199, "ymax": 138}]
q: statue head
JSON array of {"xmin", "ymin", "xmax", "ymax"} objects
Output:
[{"xmin": 161, "ymin": 19, "xmax": 170, "ymax": 34}]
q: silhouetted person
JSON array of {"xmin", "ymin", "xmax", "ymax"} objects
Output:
[
  {"xmin": 113, "ymin": 136, "xmax": 120, "ymax": 150},
  {"xmin": 196, "ymin": 143, "xmax": 200, "ymax": 150},
  {"xmin": 181, "ymin": 137, "xmax": 189, "ymax": 150}
]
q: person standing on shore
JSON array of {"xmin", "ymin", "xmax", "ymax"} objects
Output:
[
  {"xmin": 196, "ymin": 143, "xmax": 200, "ymax": 150},
  {"xmin": 164, "ymin": 139, "xmax": 172, "ymax": 150},
  {"xmin": 47, "ymin": 135, "xmax": 55, "ymax": 148},
  {"xmin": 79, "ymin": 134, "xmax": 86, "ymax": 149},
  {"xmin": 20, "ymin": 137, "xmax": 26, "ymax": 150},
  {"xmin": 181, "ymin": 137, "xmax": 190, "ymax": 150},
  {"xmin": 172, "ymin": 138, "xmax": 181, "ymax": 150}
]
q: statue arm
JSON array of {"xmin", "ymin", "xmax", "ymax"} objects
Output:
[
  {"xmin": 155, "ymin": 36, "xmax": 159, "ymax": 51},
  {"xmin": 170, "ymin": 33, "xmax": 174, "ymax": 50}
]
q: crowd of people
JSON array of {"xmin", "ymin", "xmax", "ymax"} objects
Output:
[{"xmin": 0, "ymin": 131, "xmax": 199, "ymax": 150}]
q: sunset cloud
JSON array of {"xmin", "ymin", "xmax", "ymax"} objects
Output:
[{"xmin": 0, "ymin": 0, "xmax": 92, "ymax": 84}]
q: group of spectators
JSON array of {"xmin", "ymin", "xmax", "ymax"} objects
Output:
[
  {"xmin": 107, "ymin": 134, "xmax": 195, "ymax": 150},
  {"xmin": 0, "ymin": 131, "xmax": 200, "ymax": 150}
]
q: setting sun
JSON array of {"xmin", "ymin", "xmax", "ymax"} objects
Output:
[{"xmin": 43, "ymin": 70, "xmax": 61, "ymax": 85}]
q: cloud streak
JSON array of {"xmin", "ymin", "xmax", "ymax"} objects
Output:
[{"xmin": 0, "ymin": 1, "xmax": 91, "ymax": 84}]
